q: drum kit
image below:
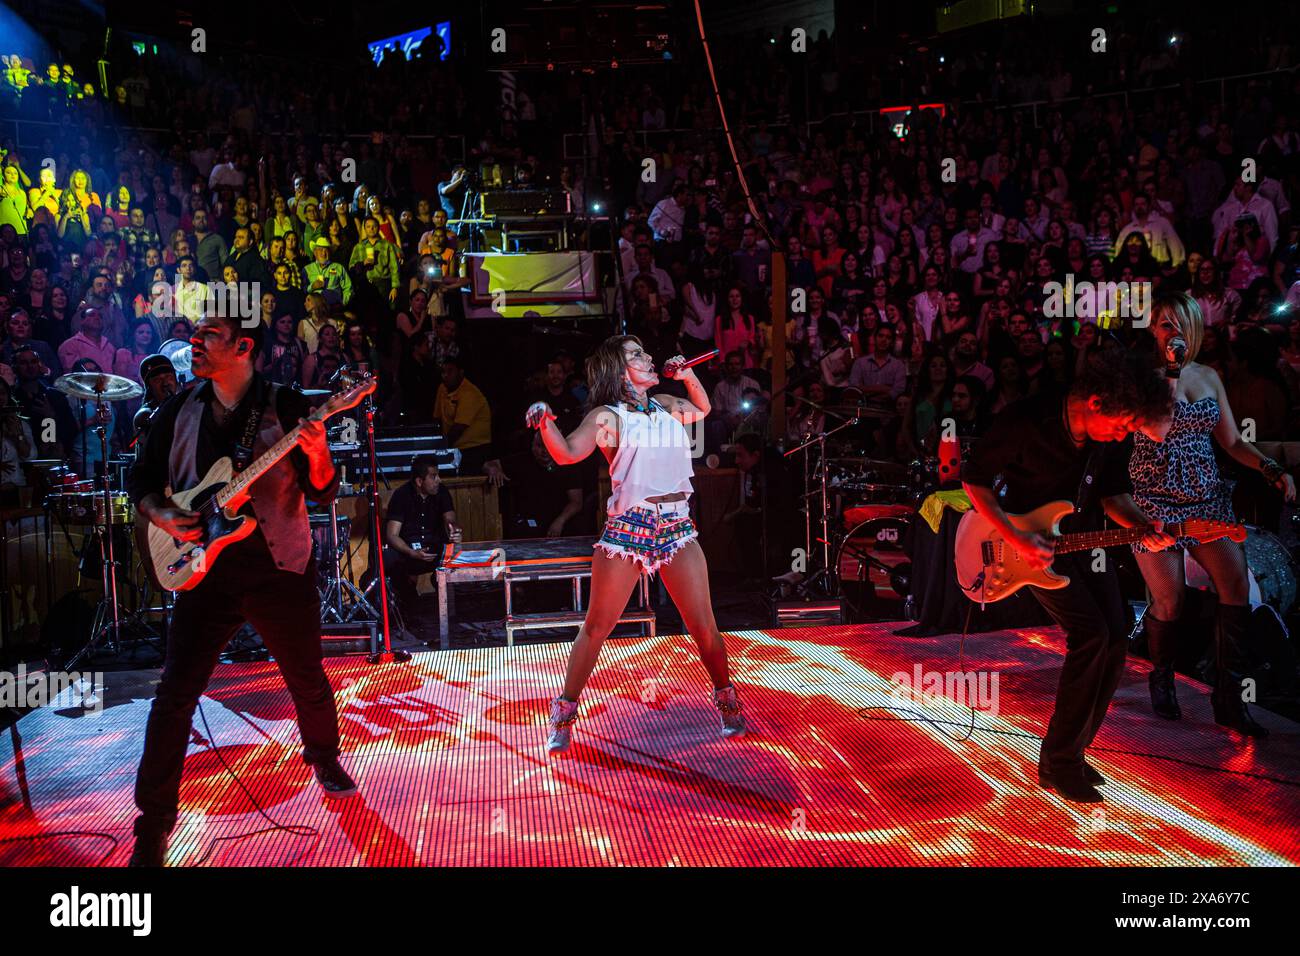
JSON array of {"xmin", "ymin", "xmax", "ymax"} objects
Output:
[
  {"xmin": 781, "ymin": 404, "xmax": 987, "ymax": 619},
  {"xmin": 31, "ymin": 370, "xmax": 171, "ymax": 667},
  {"xmin": 12, "ymin": 352, "xmax": 406, "ymax": 663},
  {"xmin": 25, "ymin": 356, "xmax": 403, "ymax": 664},
  {"xmin": 783, "ymin": 409, "xmax": 921, "ymax": 612}
]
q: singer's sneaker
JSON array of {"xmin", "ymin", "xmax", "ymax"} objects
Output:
[
  {"xmin": 713, "ymin": 685, "xmax": 747, "ymax": 738},
  {"xmin": 546, "ymin": 696, "xmax": 580, "ymax": 754}
]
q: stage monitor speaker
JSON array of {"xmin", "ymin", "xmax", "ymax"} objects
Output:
[{"xmin": 770, "ymin": 597, "xmax": 844, "ymax": 627}]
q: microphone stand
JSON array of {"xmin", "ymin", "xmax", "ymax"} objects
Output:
[{"xmin": 363, "ymin": 392, "xmax": 409, "ymax": 665}]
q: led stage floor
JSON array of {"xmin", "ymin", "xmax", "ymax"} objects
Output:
[{"xmin": 2, "ymin": 623, "xmax": 1297, "ymax": 867}]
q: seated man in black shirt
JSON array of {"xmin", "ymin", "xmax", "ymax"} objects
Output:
[
  {"xmin": 486, "ymin": 431, "xmax": 586, "ymax": 539},
  {"xmin": 961, "ymin": 350, "xmax": 1172, "ymax": 804},
  {"xmin": 383, "ymin": 454, "xmax": 460, "ymax": 607},
  {"xmin": 126, "ymin": 313, "xmax": 355, "ymax": 866}
]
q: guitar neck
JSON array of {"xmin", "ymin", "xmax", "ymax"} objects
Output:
[
  {"xmin": 1052, "ymin": 523, "xmax": 1184, "ymax": 554},
  {"xmin": 214, "ymin": 411, "xmax": 320, "ymax": 508}
]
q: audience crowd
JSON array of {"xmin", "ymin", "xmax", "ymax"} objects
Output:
[{"xmin": 2, "ymin": 8, "xmax": 1299, "ymax": 557}]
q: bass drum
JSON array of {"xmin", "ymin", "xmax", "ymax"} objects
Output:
[
  {"xmin": 835, "ymin": 511, "xmax": 912, "ymax": 621},
  {"xmin": 1186, "ymin": 525, "xmax": 1297, "ymax": 615},
  {"xmin": 1245, "ymin": 526, "xmax": 1297, "ymax": 615}
]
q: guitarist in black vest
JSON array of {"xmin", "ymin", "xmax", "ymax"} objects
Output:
[
  {"xmin": 961, "ymin": 350, "xmax": 1172, "ymax": 804},
  {"xmin": 126, "ymin": 313, "xmax": 357, "ymax": 866}
]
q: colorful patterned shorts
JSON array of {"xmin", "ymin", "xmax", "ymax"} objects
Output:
[{"xmin": 595, "ymin": 501, "xmax": 697, "ymax": 575}]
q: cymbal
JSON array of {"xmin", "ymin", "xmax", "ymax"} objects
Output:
[
  {"xmin": 827, "ymin": 457, "xmax": 901, "ymax": 469},
  {"xmin": 54, "ymin": 372, "xmax": 145, "ymax": 402},
  {"xmin": 299, "ymin": 388, "xmax": 331, "ymax": 396}
]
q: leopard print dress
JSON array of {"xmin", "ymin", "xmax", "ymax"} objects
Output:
[{"xmin": 1128, "ymin": 396, "xmax": 1235, "ymax": 553}]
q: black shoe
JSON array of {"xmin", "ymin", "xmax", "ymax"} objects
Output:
[
  {"xmin": 1212, "ymin": 691, "xmax": 1269, "ymax": 738},
  {"xmin": 1037, "ymin": 767, "xmax": 1104, "ymax": 804},
  {"xmin": 1212, "ymin": 606, "xmax": 1268, "ymax": 739},
  {"xmin": 1143, "ymin": 615, "xmax": 1182, "ymax": 719},
  {"xmin": 127, "ymin": 829, "xmax": 168, "ymax": 867},
  {"xmin": 1039, "ymin": 762, "xmax": 1106, "ymax": 787},
  {"xmin": 312, "ymin": 757, "xmax": 358, "ymax": 798},
  {"xmin": 1148, "ymin": 666, "xmax": 1181, "ymax": 720}
]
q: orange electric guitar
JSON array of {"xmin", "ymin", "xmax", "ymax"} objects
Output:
[{"xmin": 954, "ymin": 501, "xmax": 1247, "ymax": 603}]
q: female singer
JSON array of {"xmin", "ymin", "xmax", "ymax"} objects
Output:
[
  {"xmin": 1132, "ymin": 292, "xmax": 1295, "ymax": 736},
  {"xmin": 526, "ymin": 336, "xmax": 746, "ymax": 753}
]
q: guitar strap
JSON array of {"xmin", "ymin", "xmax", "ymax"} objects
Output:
[
  {"xmin": 231, "ymin": 379, "xmax": 269, "ymax": 474},
  {"xmin": 1073, "ymin": 441, "xmax": 1102, "ymax": 516}
]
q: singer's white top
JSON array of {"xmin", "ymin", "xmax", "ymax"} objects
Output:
[{"xmin": 604, "ymin": 401, "xmax": 694, "ymax": 517}]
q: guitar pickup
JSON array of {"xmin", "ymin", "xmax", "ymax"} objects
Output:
[
  {"xmin": 166, "ymin": 546, "xmax": 204, "ymax": 576},
  {"xmin": 980, "ymin": 540, "xmax": 995, "ymax": 565}
]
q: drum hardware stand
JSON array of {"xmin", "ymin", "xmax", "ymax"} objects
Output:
[
  {"xmin": 784, "ymin": 414, "xmax": 859, "ymax": 599},
  {"xmin": 318, "ymin": 497, "xmax": 349, "ymax": 623},
  {"xmin": 66, "ymin": 422, "xmax": 126, "ymax": 668},
  {"xmin": 316, "ymin": 497, "xmax": 384, "ymax": 625}
]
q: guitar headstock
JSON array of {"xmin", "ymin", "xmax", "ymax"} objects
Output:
[
  {"xmin": 1183, "ymin": 519, "xmax": 1248, "ymax": 545},
  {"xmin": 316, "ymin": 370, "xmax": 377, "ymax": 420}
]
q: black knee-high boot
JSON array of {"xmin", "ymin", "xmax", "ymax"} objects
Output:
[
  {"xmin": 1143, "ymin": 614, "xmax": 1181, "ymax": 720},
  {"xmin": 1211, "ymin": 604, "xmax": 1268, "ymax": 738}
]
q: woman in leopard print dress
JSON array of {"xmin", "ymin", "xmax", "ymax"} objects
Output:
[{"xmin": 1130, "ymin": 293, "xmax": 1295, "ymax": 737}]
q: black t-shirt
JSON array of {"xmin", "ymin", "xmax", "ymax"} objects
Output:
[
  {"xmin": 386, "ymin": 480, "xmax": 454, "ymax": 550},
  {"xmin": 529, "ymin": 384, "xmax": 582, "ymax": 432},
  {"xmin": 961, "ymin": 395, "xmax": 1132, "ymax": 530},
  {"xmin": 500, "ymin": 448, "xmax": 583, "ymax": 534}
]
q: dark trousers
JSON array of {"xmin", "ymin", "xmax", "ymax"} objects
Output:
[
  {"xmin": 381, "ymin": 546, "xmax": 441, "ymax": 605},
  {"xmin": 133, "ymin": 539, "xmax": 340, "ymax": 836},
  {"xmin": 1028, "ymin": 552, "xmax": 1128, "ymax": 775}
]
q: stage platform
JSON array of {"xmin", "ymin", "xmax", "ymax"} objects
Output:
[{"xmin": 2, "ymin": 623, "xmax": 1297, "ymax": 867}]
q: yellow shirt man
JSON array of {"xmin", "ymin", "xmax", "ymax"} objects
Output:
[{"xmin": 433, "ymin": 365, "xmax": 491, "ymax": 450}]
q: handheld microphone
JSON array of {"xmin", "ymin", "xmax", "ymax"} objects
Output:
[
  {"xmin": 663, "ymin": 348, "xmax": 720, "ymax": 376},
  {"xmin": 1165, "ymin": 336, "xmax": 1187, "ymax": 378}
]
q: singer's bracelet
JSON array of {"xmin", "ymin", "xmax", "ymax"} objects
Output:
[{"xmin": 1261, "ymin": 458, "xmax": 1285, "ymax": 483}]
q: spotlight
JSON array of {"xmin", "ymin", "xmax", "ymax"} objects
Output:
[{"xmin": 590, "ymin": 201, "xmax": 603, "ymax": 213}]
